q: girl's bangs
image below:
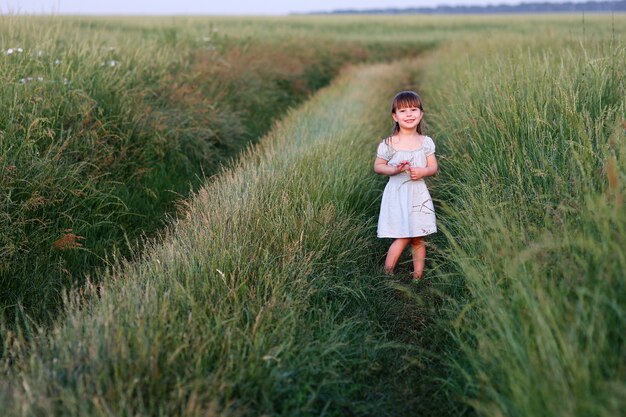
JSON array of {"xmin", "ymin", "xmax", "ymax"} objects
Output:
[{"xmin": 392, "ymin": 92, "xmax": 422, "ymax": 111}]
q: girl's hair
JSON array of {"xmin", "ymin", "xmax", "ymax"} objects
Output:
[{"xmin": 390, "ymin": 90, "xmax": 425, "ymax": 135}]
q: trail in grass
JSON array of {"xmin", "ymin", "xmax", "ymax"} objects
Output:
[{"xmin": 1, "ymin": 58, "xmax": 447, "ymax": 416}]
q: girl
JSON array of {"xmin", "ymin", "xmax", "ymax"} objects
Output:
[{"xmin": 374, "ymin": 90, "xmax": 438, "ymax": 281}]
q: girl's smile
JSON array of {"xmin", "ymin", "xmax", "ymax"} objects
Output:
[{"xmin": 393, "ymin": 107, "xmax": 423, "ymax": 130}]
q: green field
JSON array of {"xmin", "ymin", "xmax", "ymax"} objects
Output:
[{"xmin": 1, "ymin": 13, "xmax": 624, "ymax": 416}]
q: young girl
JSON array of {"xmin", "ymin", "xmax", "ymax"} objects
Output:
[{"xmin": 374, "ymin": 90, "xmax": 438, "ymax": 281}]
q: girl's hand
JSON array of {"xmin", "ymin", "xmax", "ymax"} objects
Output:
[
  {"xmin": 396, "ymin": 160, "xmax": 410, "ymax": 174},
  {"xmin": 409, "ymin": 167, "xmax": 424, "ymax": 180}
]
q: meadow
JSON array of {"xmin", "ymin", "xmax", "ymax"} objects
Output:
[
  {"xmin": 1, "ymin": 13, "xmax": 625, "ymax": 417},
  {"xmin": 0, "ymin": 15, "xmax": 429, "ymax": 322}
]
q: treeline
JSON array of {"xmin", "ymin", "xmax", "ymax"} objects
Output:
[{"xmin": 323, "ymin": 1, "xmax": 626, "ymax": 14}]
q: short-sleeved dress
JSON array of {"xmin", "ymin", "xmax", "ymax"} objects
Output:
[{"xmin": 376, "ymin": 136, "xmax": 437, "ymax": 238}]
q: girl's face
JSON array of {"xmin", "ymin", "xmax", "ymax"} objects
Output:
[{"xmin": 392, "ymin": 106, "xmax": 423, "ymax": 131}]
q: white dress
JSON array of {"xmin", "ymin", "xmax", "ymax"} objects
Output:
[{"xmin": 376, "ymin": 136, "xmax": 437, "ymax": 238}]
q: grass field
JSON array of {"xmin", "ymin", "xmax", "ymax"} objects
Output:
[
  {"xmin": 422, "ymin": 24, "xmax": 625, "ymax": 416},
  {"xmin": 1, "ymin": 13, "xmax": 625, "ymax": 417},
  {"xmin": 0, "ymin": 15, "xmax": 431, "ymax": 323}
]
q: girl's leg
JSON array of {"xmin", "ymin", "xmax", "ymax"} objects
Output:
[
  {"xmin": 385, "ymin": 238, "xmax": 410, "ymax": 274},
  {"xmin": 410, "ymin": 237, "xmax": 426, "ymax": 279}
]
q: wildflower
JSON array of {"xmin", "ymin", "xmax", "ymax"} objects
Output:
[
  {"xmin": 54, "ymin": 59, "xmax": 61, "ymax": 65},
  {"xmin": 18, "ymin": 76, "xmax": 45, "ymax": 83},
  {"xmin": 5, "ymin": 47, "xmax": 24, "ymax": 55},
  {"xmin": 102, "ymin": 60, "xmax": 119, "ymax": 67}
]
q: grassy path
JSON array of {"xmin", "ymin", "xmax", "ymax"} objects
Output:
[
  {"xmin": 1, "ymin": 59, "xmax": 441, "ymax": 416},
  {"xmin": 3, "ymin": 16, "xmax": 624, "ymax": 417},
  {"xmin": 1, "ymin": 15, "xmax": 430, "ymax": 324}
]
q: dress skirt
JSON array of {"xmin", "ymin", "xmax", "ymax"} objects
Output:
[{"xmin": 377, "ymin": 172, "xmax": 436, "ymax": 238}]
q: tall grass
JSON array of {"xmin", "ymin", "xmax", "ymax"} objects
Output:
[
  {"xmin": 0, "ymin": 15, "xmax": 431, "ymax": 324},
  {"xmin": 421, "ymin": 23, "xmax": 625, "ymax": 417},
  {"xmin": 3, "ymin": 13, "xmax": 625, "ymax": 416},
  {"xmin": 0, "ymin": 59, "xmax": 435, "ymax": 416}
]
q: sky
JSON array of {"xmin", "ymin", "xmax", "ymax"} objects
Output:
[{"xmin": 4, "ymin": 0, "xmax": 598, "ymax": 15}]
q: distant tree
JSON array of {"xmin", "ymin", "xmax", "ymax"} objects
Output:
[{"xmin": 321, "ymin": 1, "xmax": 626, "ymax": 15}]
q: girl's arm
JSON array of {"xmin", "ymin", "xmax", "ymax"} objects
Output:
[
  {"xmin": 374, "ymin": 157, "xmax": 409, "ymax": 176},
  {"xmin": 409, "ymin": 154, "xmax": 438, "ymax": 180}
]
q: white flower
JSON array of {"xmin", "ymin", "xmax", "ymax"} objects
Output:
[
  {"xmin": 54, "ymin": 59, "xmax": 61, "ymax": 65},
  {"xmin": 18, "ymin": 76, "xmax": 49, "ymax": 84},
  {"xmin": 5, "ymin": 47, "xmax": 24, "ymax": 55}
]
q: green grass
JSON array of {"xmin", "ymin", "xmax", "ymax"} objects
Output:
[
  {"xmin": 0, "ymin": 15, "xmax": 432, "ymax": 324},
  {"xmin": 0, "ymin": 59, "xmax": 438, "ymax": 416},
  {"xmin": 1, "ymin": 13, "xmax": 625, "ymax": 417},
  {"xmin": 420, "ymin": 24, "xmax": 625, "ymax": 417}
]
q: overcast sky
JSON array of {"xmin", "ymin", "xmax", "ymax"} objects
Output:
[{"xmin": 4, "ymin": 0, "xmax": 597, "ymax": 15}]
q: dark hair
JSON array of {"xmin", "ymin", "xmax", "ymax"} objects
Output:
[{"xmin": 391, "ymin": 90, "xmax": 425, "ymax": 135}]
